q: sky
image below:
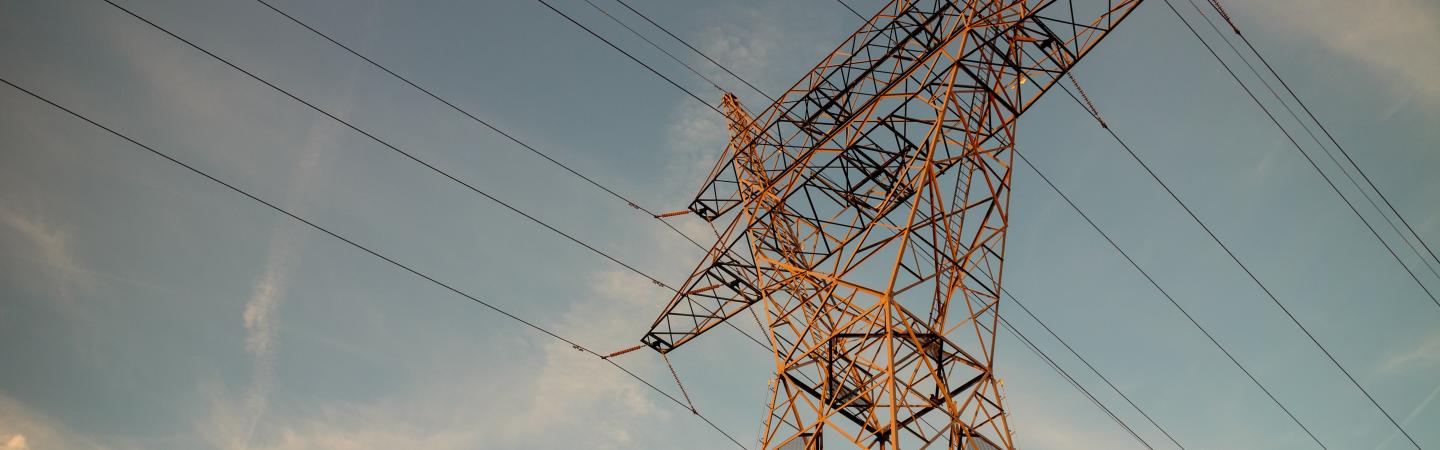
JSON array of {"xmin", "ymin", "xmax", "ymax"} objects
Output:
[{"xmin": 0, "ymin": 0, "xmax": 1438, "ymax": 449}]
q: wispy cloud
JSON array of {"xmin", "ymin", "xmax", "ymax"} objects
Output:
[
  {"xmin": 496, "ymin": 270, "xmax": 679, "ymax": 446},
  {"xmin": 204, "ymin": 111, "xmax": 346, "ymax": 450},
  {"xmin": 661, "ymin": 0, "xmax": 840, "ymax": 196},
  {"xmin": 0, "ymin": 392, "xmax": 109, "ymax": 450},
  {"xmin": 0, "ymin": 202, "xmax": 100, "ymax": 349},
  {"xmin": 1, "ymin": 435, "xmax": 27, "ymax": 450},
  {"xmin": 0, "ymin": 205, "xmax": 77, "ymax": 277},
  {"xmin": 1008, "ymin": 403, "xmax": 1143, "ymax": 450},
  {"xmin": 1372, "ymin": 381, "xmax": 1440, "ymax": 450},
  {"xmin": 194, "ymin": 267, "xmax": 677, "ymax": 450},
  {"xmin": 1234, "ymin": 0, "xmax": 1440, "ymax": 104},
  {"xmin": 1377, "ymin": 329, "xmax": 1440, "ymax": 374}
]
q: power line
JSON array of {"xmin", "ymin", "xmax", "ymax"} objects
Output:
[
  {"xmin": 579, "ymin": 0, "xmax": 723, "ymax": 93},
  {"xmin": 830, "ymin": 0, "xmax": 866, "ymax": 21},
  {"xmin": 1158, "ymin": 0, "xmax": 1440, "ymax": 311},
  {"xmin": 1003, "ymin": 288, "xmax": 1187, "ymax": 450},
  {"xmin": 608, "ymin": 0, "xmax": 778, "ymax": 104},
  {"xmin": 829, "ymin": 3, "xmax": 1327, "ymax": 447},
  {"xmin": 248, "ymin": 0, "xmax": 712, "ymax": 254},
  {"xmin": 101, "ymin": 0, "xmax": 676, "ymax": 291},
  {"xmin": 247, "ymin": 0, "xmax": 781, "ymax": 357},
  {"xmin": 1061, "ymin": 35, "xmax": 1421, "ymax": 446},
  {"xmin": 111, "ymin": 0, "xmax": 780, "ymax": 418},
  {"xmin": 1011, "ymin": 143, "xmax": 1328, "ymax": 448},
  {"xmin": 539, "ymin": 3, "xmax": 1399, "ymax": 448},
  {"xmin": 1178, "ymin": 0, "xmax": 1440, "ymax": 285},
  {"xmin": 1201, "ymin": 0, "xmax": 1440, "ymax": 277},
  {"xmin": 1155, "ymin": 1, "xmax": 1427, "ymax": 446},
  {"xmin": 578, "ymin": 2, "xmax": 1181, "ymax": 446},
  {"xmin": 996, "ymin": 312, "xmax": 1157, "ymax": 450},
  {"xmin": 893, "ymin": 244, "xmax": 1168, "ymax": 448},
  {"xmin": 532, "ymin": 0, "xmax": 725, "ymax": 117},
  {"xmin": 0, "ymin": 75, "xmax": 750, "ymax": 450}
]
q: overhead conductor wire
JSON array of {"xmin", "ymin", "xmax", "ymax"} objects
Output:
[
  {"xmin": 558, "ymin": 1, "xmax": 1177, "ymax": 447},
  {"xmin": 96, "ymin": 0, "xmax": 759, "ymax": 446},
  {"xmin": 246, "ymin": 0, "xmax": 779, "ymax": 358},
  {"xmin": 1198, "ymin": 0, "xmax": 1440, "ymax": 280},
  {"xmin": 1158, "ymin": 0, "xmax": 1440, "ymax": 311},
  {"xmin": 1148, "ymin": 0, "xmax": 1428, "ymax": 446},
  {"xmin": 1180, "ymin": 0, "xmax": 1440, "ymax": 287},
  {"xmin": 1060, "ymin": 53, "xmax": 1420, "ymax": 448},
  {"xmin": 0, "ymin": 75, "xmax": 749, "ymax": 450}
]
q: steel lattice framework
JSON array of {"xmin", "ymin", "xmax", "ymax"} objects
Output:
[{"xmin": 641, "ymin": 0, "xmax": 1141, "ymax": 448}]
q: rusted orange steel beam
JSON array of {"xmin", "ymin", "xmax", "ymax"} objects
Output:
[{"xmin": 641, "ymin": 0, "xmax": 1143, "ymax": 448}]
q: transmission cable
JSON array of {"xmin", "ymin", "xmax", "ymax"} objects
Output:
[
  {"xmin": 996, "ymin": 309, "xmax": 1155, "ymax": 449},
  {"xmin": 831, "ymin": 0, "xmax": 866, "ymax": 21},
  {"xmin": 101, "ymin": 0, "xmax": 671, "ymax": 288},
  {"xmin": 563, "ymin": 2, "xmax": 1185, "ymax": 446},
  {"xmin": 1157, "ymin": 0, "xmax": 1440, "ymax": 311},
  {"xmin": 249, "ymin": 0, "xmax": 781, "ymax": 355},
  {"xmin": 579, "ymin": 0, "xmax": 723, "ymax": 93},
  {"xmin": 1201, "ymin": 0, "xmax": 1440, "ymax": 276},
  {"xmin": 250, "ymin": 0, "xmax": 712, "ymax": 254},
  {"xmin": 0, "ymin": 75, "xmax": 750, "ymax": 450},
  {"xmin": 114, "ymin": 0, "xmax": 777, "ymax": 388},
  {"xmin": 887, "ymin": 224, "xmax": 1186, "ymax": 448},
  {"xmin": 87, "ymin": 3, "xmax": 1161, "ymax": 448},
  {"xmin": 1060, "ymin": 44, "xmax": 1422, "ymax": 446},
  {"xmin": 828, "ymin": 4, "xmax": 1294, "ymax": 448},
  {"xmin": 531, "ymin": 0, "xmax": 799, "ymax": 189},
  {"xmin": 1177, "ymin": 0, "xmax": 1440, "ymax": 284},
  {"xmin": 1004, "ymin": 287, "xmax": 1186, "ymax": 449},
  {"xmin": 533, "ymin": 0, "xmax": 726, "ymax": 117},
  {"xmin": 1010, "ymin": 142, "xmax": 1329, "ymax": 447},
  {"xmin": 893, "ymin": 239, "xmax": 1168, "ymax": 449},
  {"xmin": 608, "ymin": 0, "xmax": 779, "ymax": 104},
  {"xmin": 1154, "ymin": 1, "xmax": 1428, "ymax": 445},
  {"xmin": 554, "ymin": 2, "xmax": 1418, "ymax": 447}
]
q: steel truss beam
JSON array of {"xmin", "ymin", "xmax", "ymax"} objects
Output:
[{"xmin": 642, "ymin": 1, "xmax": 1142, "ymax": 448}]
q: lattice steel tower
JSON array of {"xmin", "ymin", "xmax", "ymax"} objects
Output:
[{"xmin": 641, "ymin": 1, "xmax": 1142, "ymax": 448}]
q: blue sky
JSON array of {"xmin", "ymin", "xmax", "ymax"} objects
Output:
[{"xmin": 1, "ymin": 0, "xmax": 1437, "ymax": 449}]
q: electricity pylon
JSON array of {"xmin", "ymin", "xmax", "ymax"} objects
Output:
[{"xmin": 642, "ymin": 1, "xmax": 1142, "ymax": 448}]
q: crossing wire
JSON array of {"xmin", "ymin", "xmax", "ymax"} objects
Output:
[
  {"xmin": 609, "ymin": 0, "xmax": 779, "ymax": 104},
  {"xmin": 552, "ymin": 2, "xmax": 1174, "ymax": 447},
  {"xmin": 1061, "ymin": 64, "xmax": 1420, "ymax": 449},
  {"xmin": 1178, "ymin": 0, "xmax": 1440, "ymax": 284},
  {"xmin": 996, "ymin": 311, "xmax": 1155, "ymax": 450},
  {"xmin": 1011, "ymin": 140, "xmax": 1328, "ymax": 448},
  {"xmin": 532, "ymin": 0, "xmax": 727, "ymax": 118},
  {"xmin": 245, "ymin": 0, "xmax": 780, "ymax": 357},
  {"xmin": 98, "ymin": 1, "xmax": 779, "ymax": 444},
  {"xmin": 113, "ymin": 0, "xmax": 773, "ymax": 361},
  {"xmin": 1202, "ymin": 0, "xmax": 1440, "ymax": 277},
  {"xmin": 580, "ymin": 0, "xmax": 723, "ymax": 92},
  {"xmin": 1180, "ymin": 0, "xmax": 1440, "ymax": 284},
  {"xmin": 1004, "ymin": 288, "xmax": 1185, "ymax": 450},
  {"xmin": 1162, "ymin": 0, "xmax": 1440, "ymax": 311},
  {"xmin": 1153, "ymin": 0, "xmax": 1427, "ymax": 446},
  {"xmin": 101, "ymin": 0, "xmax": 674, "ymax": 291},
  {"xmin": 0, "ymin": 75, "xmax": 750, "ymax": 450},
  {"xmin": 249, "ymin": 0, "xmax": 713, "ymax": 254},
  {"xmin": 827, "ymin": 2, "xmax": 1328, "ymax": 447},
  {"xmin": 160, "ymin": 2, "xmax": 1180, "ymax": 448}
]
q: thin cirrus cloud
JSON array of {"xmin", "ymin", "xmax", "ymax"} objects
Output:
[
  {"xmin": 1234, "ymin": 0, "xmax": 1440, "ymax": 105},
  {"xmin": 0, "ymin": 392, "xmax": 110, "ymax": 450},
  {"xmin": 195, "ymin": 269, "xmax": 675, "ymax": 450},
  {"xmin": 1378, "ymin": 329, "xmax": 1440, "ymax": 374}
]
